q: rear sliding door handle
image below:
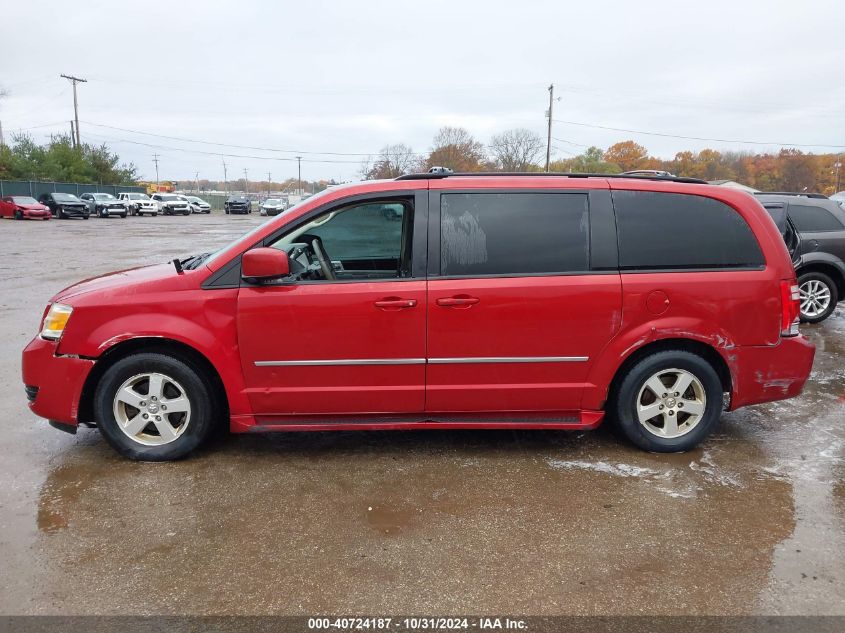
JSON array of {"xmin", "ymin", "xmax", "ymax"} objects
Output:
[{"xmin": 436, "ymin": 296, "xmax": 480, "ymax": 307}]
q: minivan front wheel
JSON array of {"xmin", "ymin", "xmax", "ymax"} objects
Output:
[
  {"xmin": 798, "ymin": 271, "xmax": 838, "ymax": 323},
  {"xmin": 94, "ymin": 352, "xmax": 217, "ymax": 461},
  {"xmin": 612, "ymin": 350, "xmax": 722, "ymax": 452}
]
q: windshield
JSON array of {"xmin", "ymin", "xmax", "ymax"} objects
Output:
[
  {"xmin": 158, "ymin": 194, "xmax": 179, "ymax": 201},
  {"xmin": 53, "ymin": 193, "xmax": 79, "ymax": 202},
  {"xmin": 187, "ymin": 196, "xmax": 204, "ymax": 203},
  {"xmin": 127, "ymin": 193, "xmax": 149, "ymax": 200},
  {"xmin": 12, "ymin": 196, "xmax": 39, "ymax": 205},
  {"xmin": 93, "ymin": 193, "xmax": 116, "ymax": 200},
  {"xmin": 265, "ymin": 199, "xmax": 281, "ymax": 205},
  {"xmin": 204, "ymin": 192, "xmax": 329, "ymax": 268}
]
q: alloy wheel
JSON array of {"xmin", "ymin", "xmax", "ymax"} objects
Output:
[
  {"xmin": 112, "ymin": 372, "xmax": 192, "ymax": 446},
  {"xmin": 636, "ymin": 368, "xmax": 706, "ymax": 439},
  {"xmin": 799, "ymin": 279, "xmax": 831, "ymax": 318}
]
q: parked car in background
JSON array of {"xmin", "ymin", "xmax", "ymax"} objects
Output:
[
  {"xmin": 38, "ymin": 192, "xmax": 89, "ymax": 219},
  {"xmin": 151, "ymin": 193, "xmax": 191, "ymax": 216},
  {"xmin": 224, "ymin": 195, "xmax": 251, "ymax": 214},
  {"xmin": 831, "ymin": 191, "xmax": 845, "ymax": 209},
  {"xmin": 260, "ymin": 198, "xmax": 285, "ymax": 216},
  {"xmin": 0, "ymin": 196, "xmax": 52, "ymax": 220},
  {"xmin": 22, "ymin": 172, "xmax": 814, "ymax": 461},
  {"xmin": 758, "ymin": 193, "xmax": 845, "ymax": 323},
  {"xmin": 186, "ymin": 196, "xmax": 211, "ymax": 214},
  {"xmin": 118, "ymin": 192, "xmax": 158, "ymax": 216},
  {"xmin": 80, "ymin": 193, "xmax": 128, "ymax": 218}
]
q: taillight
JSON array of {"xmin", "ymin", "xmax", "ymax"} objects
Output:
[{"xmin": 780, "ymin": 280, "xmax": 800, "ymax": 337}]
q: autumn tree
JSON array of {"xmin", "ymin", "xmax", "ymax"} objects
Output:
[
  {"xmin": 426, "ymin": 127, "xmax": 486, "ymax": 172},
  {"xmin": 488, "ymin": 128, "xmax": 543, "ymax": 171},
  {"xmin": 566, "ymin": 146, "xmax": 622, "ymax": 174},
  {"xmin": 603, "ymin": 140, "xmax": 651, "ymax": 172},
  {"xmin": 361, "ymin": 144, "xmax": 420, "ymax": 179}
]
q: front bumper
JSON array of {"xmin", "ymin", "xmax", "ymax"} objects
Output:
[
  {"xmin": 22, "ymin": 336, "xmax": 95, "ymax": 426},
  {"xmin": 60, "ymin": 206, "xmax": 88, "ymax": 217},
  {"xmin": 729, "ymin": 335, "xmax": 816, "ymax": 409},
  {"xmin": 24, "ymin": 210, "xmax": 51, "ymax": 219}
]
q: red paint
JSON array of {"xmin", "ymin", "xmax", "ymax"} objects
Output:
[
  {"xmin": 241, "ymin": 247, "xmax": 290, "ymax": 280},
  {"xmin": 21, "ymin": 176, "xmax": 815, "ymax": 437},
  {"xmin": 0, "ymin": 197, "xmax": 51, "ymax": 220}
]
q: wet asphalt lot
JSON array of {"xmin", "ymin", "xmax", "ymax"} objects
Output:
[{"xmin": 0, "ymin": 212, "xmax": 843, "ymax": 616}]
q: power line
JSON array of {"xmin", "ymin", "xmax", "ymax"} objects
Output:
[
  {"xmin": 82, "ymin": 130, "xmax": 368, "ymax": 164},
  {"xmin": 80, "ymin": 120, "xmax": 426, "ymax": 157},
  {"xmin": 552, "ymin": 118, "xmax": 845, "ymax": 149}
]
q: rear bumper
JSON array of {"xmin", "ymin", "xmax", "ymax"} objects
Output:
[
  {"xmin": 24, "ymin": 211, "xmax": 51, "ymax": 219},
  {"xmin": 729, "ymin": 335, "xmax": 815, "ymax": 409},
  {"xmin": 21, "ymin": 336, "xmax": 94, "ymax": 426}
]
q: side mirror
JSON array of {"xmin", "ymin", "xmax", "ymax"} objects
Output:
[{"xmin": 242, "ymin": 247, "xmax": 290, "ymax": 282}]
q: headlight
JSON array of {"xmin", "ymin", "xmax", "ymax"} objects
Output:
[{"xmin": 41, "ymin": 303, "xmax": 73, "ymax": 340}]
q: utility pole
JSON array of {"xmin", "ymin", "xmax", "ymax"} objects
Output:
[
  {"xmin": 0, "ymin": 119, "xmax": 4, "ymax": 149},
  {"xmin": 243, "ymin": 168, "xmax": 249, "ymax": 194},
  {"xmin": 296, "ymin": 156, "xmax": 302, "ymax": 195},
  {"xmin": 195, "ymin": 171, "xmax": 199, "ymax": 193},
  {"xmin": 222, "ymin": 158, "xmax": 228, "ymax": 194},
  {"xmin": 152, "ymin": 154, "xmax": 160, "ymax": 189},
  {"xmin": 69, "ymin": 121, "xmax": 75, "ymax": 147},
  {"xmin": 545, "ymin": 83, "xmax": 554, "ymax": 172},
  {"xmin": 835, "ymin": 155, "xmax": 842, "ymax": 193},
  {"xmin": 60, "ymin": 74, "xmax": 87, "ymax": 148},
  {"xmin": 267, "ymin": 171, "xmax": 271, "ymax": 197}
]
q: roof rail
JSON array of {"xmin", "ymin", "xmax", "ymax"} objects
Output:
[
  {"xmin": 754, "ymin": 191, "xmax": 828, "ymax": 199},
  {"xmin": 395, "ymin": 171, "xmax": 708, "ymax": 184}
]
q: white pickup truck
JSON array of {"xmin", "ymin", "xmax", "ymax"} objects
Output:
[{"xmin": 117, "ymin": 192, "xmax": 159, "ymax": 216}]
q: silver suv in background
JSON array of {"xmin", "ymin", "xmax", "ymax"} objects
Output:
[
  {"xmin": 80, "ymin": 192, "xmax": 128, "ymax": 218},
  {"xmin": 118, "ymin": 192, "xmax": 159, "ymax": 216},
  {"xmin": 758, "ymin": 193, "xmax": 845, "ymax": 323}
]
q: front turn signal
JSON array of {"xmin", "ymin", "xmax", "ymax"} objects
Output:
[{"xmin": 40, "ymin": 303, "xmax": 73, "ymax": 340}]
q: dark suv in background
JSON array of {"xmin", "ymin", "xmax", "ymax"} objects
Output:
[
  {"xmin": 38, "ymin": 192, "xmax": 89, "ymax": 219},
  {"xmin": 224, "ymin": 195, "xmax": 252, "ymax": 214},
  {"xmin": 758, "ymin": 193, "xmax": 845, "ymax": 323}
]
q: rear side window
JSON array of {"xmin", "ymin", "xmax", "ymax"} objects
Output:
[
  {"xmin": 613, "ymin": 191, "xmax": 764, "ymax": 270},
  {"xmin": 440, "ymin": 193, "xmax": 589, "ymax": 276},
  {"xmin": 788, "ymin": 204, "xmax": 845, "ymax": 232}
]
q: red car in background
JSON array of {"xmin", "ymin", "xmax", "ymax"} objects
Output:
[{"xmin": 0, "ymin": 195, "xmax": 52, "ymax": 220}]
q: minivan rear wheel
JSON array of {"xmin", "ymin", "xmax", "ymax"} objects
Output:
[
  {"xmin": 798, "ymin": 271, "xmax": 838, "ymax": 323},
  {"xmin": 94, "ymin": 352, "xmax": 217, "ymax": 461},
  {"xmin": 611, "ymin": 350, "xmax": 722, "ymax": 452}
]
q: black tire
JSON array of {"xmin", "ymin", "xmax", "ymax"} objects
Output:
[
  {"xmin": 797, "ymin": 271, "xmax": 838, "ymax": 324},
  {"xmin": 225, "ymin": 208, "xmax": 230, "ymax": 214},
  {"xmin": 14, "ymin": 209, "xmax": 23, "ymax": 220},
  {"xmin": 120, "ymin": 212, "xmax": 127, "ymax": 218},
  {"xmin": 610, "ymin": 350, "xmax": 722, "ymax": 453},
  {"xmin": 94, "ymin": 352, "xmax": 219, "ymax": 461},
  {"xmin": 83, "ymin": 214, "xmax": 90, "ymax": 220}
]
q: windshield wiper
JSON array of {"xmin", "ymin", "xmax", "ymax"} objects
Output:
[{"xmin": 179, "ymin": 252, "xmax": 212, "ymax": 270}]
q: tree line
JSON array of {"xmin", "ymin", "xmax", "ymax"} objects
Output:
[
  {"xmin": 0, "ymin": 133, "xmax": 138, "ymax": 184},
  {"xmin": 362, "ymin": 127, "xmax": 843, "ymax": 194}
]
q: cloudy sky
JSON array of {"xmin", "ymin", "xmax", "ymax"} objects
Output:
[{"xmin": 2, "ymin": 0, "xmax": 844, "ymax": 183}]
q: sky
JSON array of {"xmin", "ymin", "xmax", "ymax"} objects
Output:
[{"xmin": 2, "ymin": 0, "xmax": 844, "ymax": 183}]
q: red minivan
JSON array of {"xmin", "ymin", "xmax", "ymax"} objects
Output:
[{"xmin": 22, "ymin": 173, "xmax": 815, "ymax": 461}]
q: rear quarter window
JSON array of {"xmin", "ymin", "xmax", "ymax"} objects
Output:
[
  {"xmin": 788, "ymin": 203, "xmax": 845, "ymax": 232},
  {"xmin": 613, "ymin": 190, "xmax": 765, "ymax": 270}
]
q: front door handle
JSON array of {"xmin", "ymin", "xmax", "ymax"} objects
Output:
[
  {"xmin": 374, "ymin": 298, "xmax": 418, "ymax": 309},
  {"xmin": 436, "ymin": 295, "xmax": 480, "ymax": 307}
]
